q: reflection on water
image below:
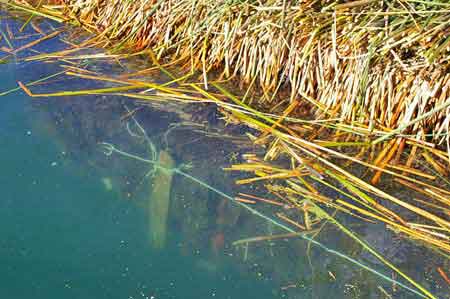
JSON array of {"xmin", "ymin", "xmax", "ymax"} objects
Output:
[{"xmin": 0, "ymin": 12, "xmax": 448, "ymax": 299}]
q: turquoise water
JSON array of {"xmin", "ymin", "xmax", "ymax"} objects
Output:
[
  {"xmin": 0, "ymin": 65, "xmax": 277, "ymax": 298},
  {"xmin": 1, "ymin": 12, "xmax": 449, "ymax": 299}
]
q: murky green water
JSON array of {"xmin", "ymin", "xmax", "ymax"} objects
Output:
[{"xmin": 1, "ymin": 12, "xmax": 448, "ymax": 299}]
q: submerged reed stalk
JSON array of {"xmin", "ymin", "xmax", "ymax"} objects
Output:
[{"xmin": 148, "ymin": 150, "xmax": 175, "ymax": 249}]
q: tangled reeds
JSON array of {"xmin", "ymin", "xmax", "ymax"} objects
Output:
[
  {"xmin": 10, "ymin": 0, "xmax": 449, "ymax": 142},
  {"xmin": 1, "ymin": 1, "xmax": 450, "ymax": 298}
]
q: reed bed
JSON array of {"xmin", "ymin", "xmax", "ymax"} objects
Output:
[
  {"xmin": 11, "ymin": 0, "xmax": 450, "ymax": 144},
  {"xmin": 1, "ymin": 1, "xmax": 450, "ymax": 298}
]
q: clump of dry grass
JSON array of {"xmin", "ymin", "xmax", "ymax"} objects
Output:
[{"xmin": 17, "ymin": 0, "xmax": 449, "ymax": 146}]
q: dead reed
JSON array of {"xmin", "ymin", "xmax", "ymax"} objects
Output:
[{"xmin": 10, "ymin": 0, "xmax": 449, "ymax": 144}]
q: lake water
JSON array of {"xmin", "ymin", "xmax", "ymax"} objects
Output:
[
  {"xmin": 0, "ymin": 59, "xmax": 278, "ymax": 299},
  {"xmin": 0, "ymin": 12, "xmax": 448, "ymax": 299}
]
